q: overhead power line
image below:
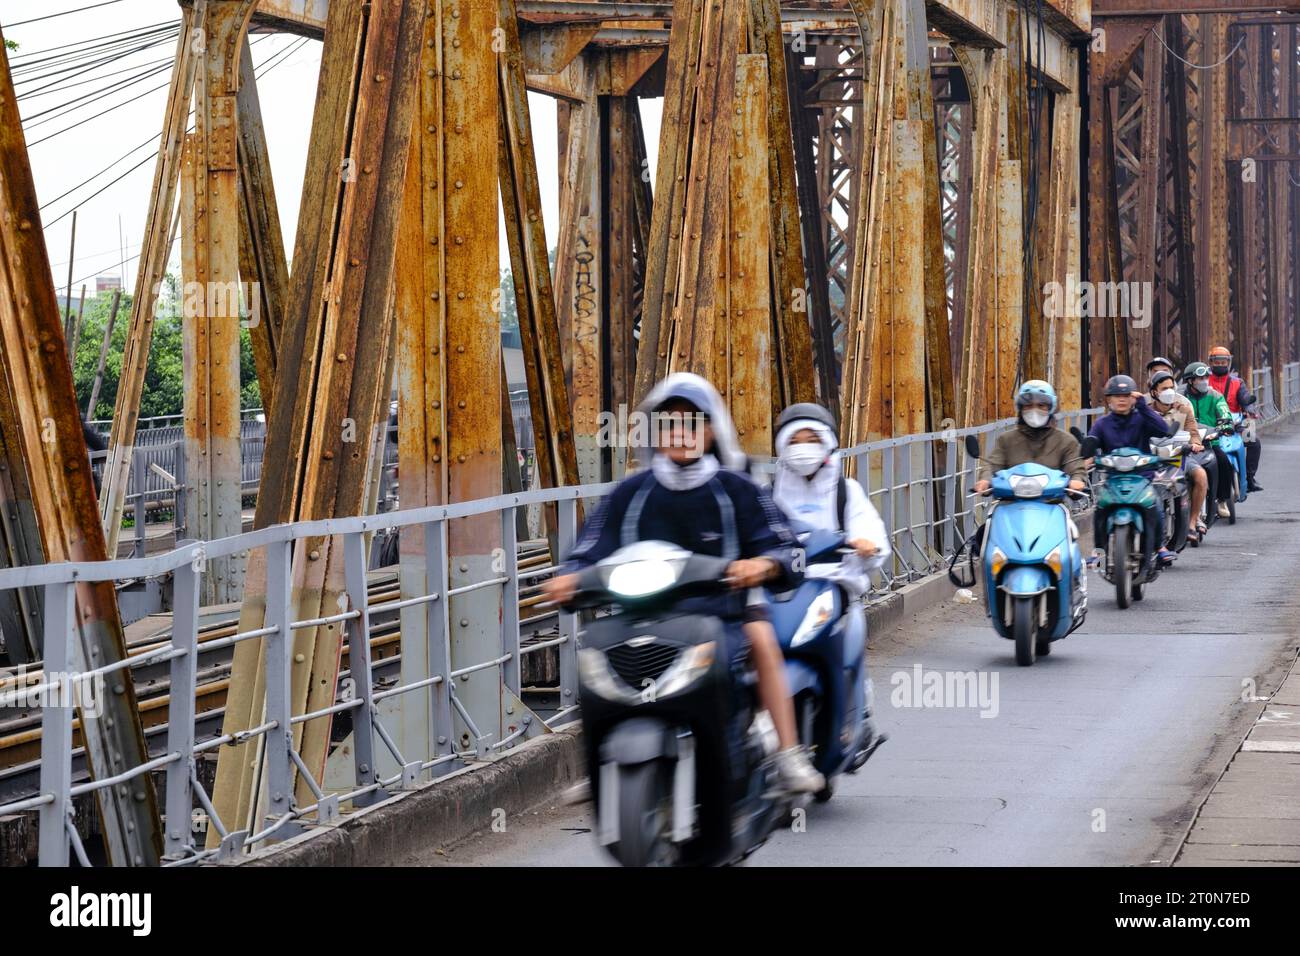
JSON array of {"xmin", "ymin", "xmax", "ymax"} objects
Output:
[{"xmin": 3, "ymin": 1, "xmax": 131, "ymax": 30}]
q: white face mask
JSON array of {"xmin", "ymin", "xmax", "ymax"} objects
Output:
[
  {"xmin": 782, "ymin": 442, "xmax": 827, "ymax": 476},
  {"xmin": 1157, "ymin": 388, "xmax": 1178, "ymax": 405},
  {"xmin": 1021, "ymin": 408, "xmax": 1050, "ymax": 428},
  {"xmin": 1190, "ymin": 379, "xmax": 1210, "ymax": 395}
]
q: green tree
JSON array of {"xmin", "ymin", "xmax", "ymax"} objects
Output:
[{"xmin": 72, "ymin": 273, "xmax": 262, "ymax": 421}]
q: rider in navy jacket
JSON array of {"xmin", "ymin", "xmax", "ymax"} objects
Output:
[{"xmin": 562, "ymin": 467, "xmax": 802, "ymax": 622}]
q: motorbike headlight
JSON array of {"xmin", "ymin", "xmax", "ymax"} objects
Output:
[
  {"xmin": 989, "ymin": 547, "xmax": 1008, "ymax": 577},
  {"xmin": 606, "ymin": 559, "xmax": 680, "ymax": 598},
  {"xmin": 1044, "ymin": 547, "xmax": 1063, "ymax": 578},
  {"xmin": 790, "ymin": 591, "xmax": 836, "ymax": 648},
  {"xmin": 1008, "ymin": 473, "xmax": 1049, "ymax": 498},
  {"xmin": 654, "ymin": 641, "xmax": 717, "ymax": 698},
  {"xmin": 1105, "ymin": 455, "xmax": 1137, "ymax": 472}
]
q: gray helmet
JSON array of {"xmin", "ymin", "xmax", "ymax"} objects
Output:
[
  {"xmin": 775, "ymin": 402, "xmax": 836, "ymax": 435},
  {"xmin": 1104, "ymin": 374, "xmax": 1137, "ymax": 396},
  {"xmin": 1148, "ymin": 370, "xmax": 1176, "ymax": 391}
]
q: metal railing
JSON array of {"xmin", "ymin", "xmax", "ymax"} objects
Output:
[
  {"xmin": 0, "ymin": 483, "xmax": 603, "ymax": 866},
  {"xmin": 2, "ymin": 408, "xmax": 1115, "ymax": 866}
]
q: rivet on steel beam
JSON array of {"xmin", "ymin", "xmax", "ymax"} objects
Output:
[
  {"xmin": 457, "ymin": 455, "xmax": 466, "ymax": 463},
  {"xmin": 454, "ymin": 236, "xmax": 464, "ymax": 245},
  {"xmin": 350, "ymin": 257, "xmax": 360, "ymax": 266},
  {"xmin": 295, "ymin": 653, "xmax": 306, "ymax": 663},
  {"xmin": 454, "ymin": 123, "xmax": 464, "ymax": 134},
  {"xmin": 432, "ymin": 291, "xmax": 441, "ymax": 300},
  {"xmin": 457, "ymin": 400, "xmax": 465, "ymax": 408},
  {"xmin": 336, "ymin": 352, "xmax": 347, "ymax": 362},
  {"xmin": 454, "ymin": 179, "xmax": 463, "ymax": 189}
]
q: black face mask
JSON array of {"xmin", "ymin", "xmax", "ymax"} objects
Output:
[{"xmin": 1210, "ymin": 365, "xmax": 1230, "ymax": 377}]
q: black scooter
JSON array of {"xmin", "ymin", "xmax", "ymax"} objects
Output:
[{"xmin": 569, "ymin": 541, "xmax": 794, "ymax": 867}]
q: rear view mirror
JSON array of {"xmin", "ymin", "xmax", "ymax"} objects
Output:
[
  {"xmin": 1069, "ymin": 426, "xmax": 1084, "ymax": 441},
  {"xmin": 1078, "ymin": 435, "xmax": 1098, "ymax": 459},
  {"xmin": 964, "ymin": 434, "xmax": 980, "ymax": 459}
]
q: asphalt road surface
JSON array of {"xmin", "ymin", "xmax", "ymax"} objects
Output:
[{"xmin": 421, "ymin": 421, "xmax": 1300, "ymax": 867}]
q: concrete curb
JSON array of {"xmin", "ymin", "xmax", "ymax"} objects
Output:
[{"xmin": 226, "ymin": 727, "xmax": 584, "ymax": 867}]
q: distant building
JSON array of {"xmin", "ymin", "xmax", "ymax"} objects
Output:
[{"xmin": 96, "ymin": 275, "xmax": 122, "ymax": 295}]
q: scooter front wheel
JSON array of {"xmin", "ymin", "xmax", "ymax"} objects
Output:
[
  {"xmin": 1013, "ymin": 595, "xmax": 1037, "ymax": 666},
  {"xmin": 1112, "ymin": 529, "xmax": 1132, "ymax": 609},
  {"xmin": 1228, "ymin": 476, "xmax": 1238, "ymax": 524},
  {"xmin": 613, "ymin": 761, "xmax": 678, "ymax": 867}
]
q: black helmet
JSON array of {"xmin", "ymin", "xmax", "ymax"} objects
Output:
[
  {"xmin": 1146, "ymin": 356, "xmax": 1175, "ymax": 373},
  {"xmin": 1148, "ymin": 370, "xmax": 1176, "ymax": 391},
  {"xmin": 1183, "ymin": 361, "xmax": 1210, "ymax": 382},
  {"xmin": 1104, "ymin": 374, "xmax": 1137, "ymax": 396},
  {"xmin": 775, "ymin": 402, "xmax": 836, "ymax": 435}
]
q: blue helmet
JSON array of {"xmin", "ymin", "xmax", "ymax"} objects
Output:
[{"xmin": 1014, "ymin": 379, "xmax": 1058, "ymax": 415}]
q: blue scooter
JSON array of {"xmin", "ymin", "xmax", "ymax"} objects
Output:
[
  {"xmin": 963, "ymin": 434, "xmax": 1092, "ymax": 666},
  {"xmin": 766, "ymin": 526, "xmax": 881, "ymax": 801},
  {"xmin": 1220, "ymin": 413, "xmax": 1249, "ymax": 519}
]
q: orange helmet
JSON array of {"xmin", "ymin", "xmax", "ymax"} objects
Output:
[{"xmin": 1208, "ymin": 346, "xmax": 1232, "ymax": 361}]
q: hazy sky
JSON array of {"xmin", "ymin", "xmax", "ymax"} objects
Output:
[{"xmin": 2, "ymin": 0, "xmax": 662, "ymax": 296}]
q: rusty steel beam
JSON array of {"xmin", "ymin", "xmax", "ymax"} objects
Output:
[
  {"xmin": 633, "ymin": 0, "xmax": 744, "ymax": 403},
  {"xmin": 236, "ymin": 37, "xmax": 290, "ymax": 410},
  {"xmin": 499, "ymin": 0, "xmax": 582, "ymax": 511},
  {"xmin": 1162, "ymin": 12, "xmax": 1198, "ymax": 363},
  {"xmin": 841, "ymin": 0, "xmax": 897, "ymax": 441},
  {"xmin": 750, "ymin": 0, "xmax": 818, "ymax": 409},
  {"xmin": 183, "ymin": 1, "xmax": 258, "ymax": 605},
  {"xmin": 1093, "ymin": 0, "xmax": 1300, "ymax": 13},
  {"xmin": 553, "ymin": 54, "xmax": 604, "ymax": 483},
  {"xmin": 721, "ymin": 53, "xmax": 775, "ymax": 454},
  {"xmin": 0, "ymin": 30, "xmax": 162, "ymax": 864},
  {"xmin": 1198, "ymin": 14, "xmax": 1231, "ymax": 350},
  {"xmin": 211, "ymin": 0, "xmax": 422, "ymax": 844},
  {"xmin": 0, "ymin": 376, "xmax": 44, "ymax": 665},
  {"xmin": 788, "ymin": 46, "xmax": 839, "ymax": 412},
  {"xmin": 393, "ymin": 0, "xmax": 512, "ymax": 771},
  {"xmin": 100, "ymin": 3, "xmax": 200, "ymax": 556},
  {"xmin": 632, "ymin": 0, "xmax": 701, "ymax": 405}
]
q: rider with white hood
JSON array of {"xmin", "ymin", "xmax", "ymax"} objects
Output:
[
  {"xmin": 770, "ymin": 403, "xmax": 891, "ymax": 597},
  {"xmin": 769, "ymin": 402, "xmax": 890, "ymax": 758}
]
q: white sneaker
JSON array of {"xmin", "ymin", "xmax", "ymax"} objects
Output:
[
  {"xmin": 1217, "ymin": 502, "xmax": 1230, "ymax": 518},
  {"xmin": 774, "ymin": 746, "xmax": 825, "ymax": 794}
]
